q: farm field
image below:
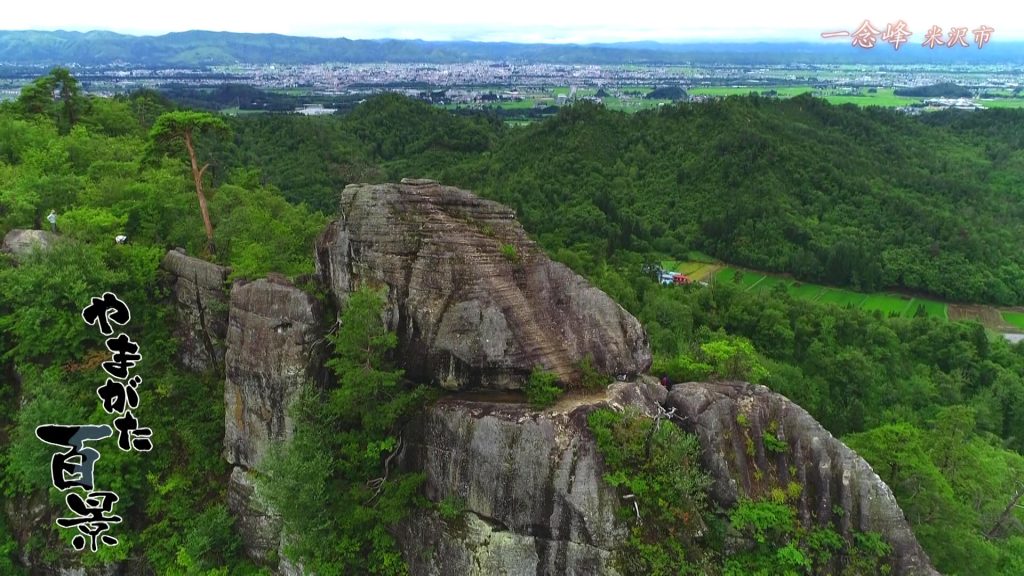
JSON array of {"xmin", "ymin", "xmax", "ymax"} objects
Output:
[
  {"xmin": 688, "ymin": 86, "xmax": 920, "ymax": 107},
  {"xmin": 979, "ymin": 99, "xmax": 1024, "ymax": 109},
  {"xmin": 663, "ymin": 264, "xmax": 954, "ymax": 320},
  {"xmin": 814, "ymin": 287, "xmax": 869, "ymax": 308},
  {"xmin": 660, "ymin": 260, "xmax": 720, "ymax": 281},
  {"xmin": 220, "ymin": 106, "xmax": 269, "ymax": 116},
  {"xmin": 668, "ymin": 264, "xmax": 1024, "ymax": 329},
  {"xmin": 437, "ymin": 83, "xmax": 953, "ymax": 114},
  {"xmin": 1003, "ymin": 311, "xmax": 1024, "ymax": 330},
  {"xmin": 823, "ymin": 93, "xmax": 917, "ymax": 107}
]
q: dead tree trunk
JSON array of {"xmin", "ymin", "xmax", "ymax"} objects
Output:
[
  {"xmin": 184, "ymin": 131, "xmax": 216, "ymax": 256},
  {"xmin": 987, "ymin": 483, "xmax": 1024, "ymax": 539}
]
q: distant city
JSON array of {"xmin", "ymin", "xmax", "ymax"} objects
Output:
[{"xmin": 1, "ymin": 30, "xmax": 1021, "ymax": 114}]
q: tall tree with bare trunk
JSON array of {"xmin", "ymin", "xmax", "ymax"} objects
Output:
[{"xmin": 149, "ymin": 111, "xmax": 230, "ymax": 256}]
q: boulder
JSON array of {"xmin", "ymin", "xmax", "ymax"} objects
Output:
[
  {"xmin": 667, "ymin": 381, "xmax": 940, "ymax": 576},
  {"xmin": 2, "ymin": 229, "xmax": 59, "ymax": 260},
  {"xmin": 315, "ymin": 179, "xmax": 650, "ymax": 390}
]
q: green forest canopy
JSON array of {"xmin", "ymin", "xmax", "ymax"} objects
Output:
[{"xmin": 212, "ymin": 93, "xmax": 1024, "ymax": 306}]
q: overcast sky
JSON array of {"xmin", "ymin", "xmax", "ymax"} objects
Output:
[{"xmin": 5, "ymin": 1, "xmax": 1020, "ymax": 42}]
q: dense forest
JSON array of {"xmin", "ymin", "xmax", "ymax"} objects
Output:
[
  {"xmin": 1, "ymin": 70, "xmax": 1023, "ymax": 575},
  {"xmin": 894, "ymin": 83, "xmax": 974, "ymax": 98},
  {"xmin": 157, "ymin": 84, "xmax": 369, "ymax": 114},
  {"xmin": 213, "ymin": 94, "xmax": 1024, "ymax": 306}
]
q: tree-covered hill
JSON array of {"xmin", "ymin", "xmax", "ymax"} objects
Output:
[
  {"xmin": 2, "ymin": 30, "xmax": 1022, "ymax": 66},
  {"xmin": 214, "ymin": 100, "xmax": 1024, "ymax": 574},
  {"xmin": 217, "ymin": 94, "xmax": 1024, "ymax": 305},
  {"xmin": 461, "ymin": 97, "xmax": 1024, "ymax": 304}
]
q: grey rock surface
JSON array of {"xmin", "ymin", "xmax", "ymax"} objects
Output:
[
  {"xmin": 395, "ymin": 379, "xmax": 666, "ymax": 576},
  {"xmin": 2, "ymin": 229, "xmax": 59, "ymax": 259},
  {"xmin": 160, "ymin": 250, "xmax": 231, "ymax": 373},
  {"xmin": 398, "ymin": 509, "xmax": 620, "ymax": 576},
  {"xmin": 315, "ymin": 180, "xmax": 651, "ymax": 390},
  {"xmin": 223, "ymin": 277, "xmax": 327, "ymax": 470},
  {"xmin": 667, "ymin": 381, "xmax": 940, "ymax": 576},
  {"xmin": 228, "ymin": 467, "xmax": 283, "ymax": 565},
  {"xmin": 222, "ymin": 277, "xmax": 328, "ymax": 567}
]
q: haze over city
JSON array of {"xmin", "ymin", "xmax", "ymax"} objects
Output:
[{"xmin": 4, "ymin": 0, "xmax": 1020, "ymax": 42}]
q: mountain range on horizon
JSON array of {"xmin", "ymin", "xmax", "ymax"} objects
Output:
[{"xmin": 0, "ymin": 29, "xmax": 1021, "ymax": 66}]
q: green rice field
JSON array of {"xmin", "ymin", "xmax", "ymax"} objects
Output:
[
  {"xmin": 689, "ymin": 86, "xmax": 920, "ymax": 107},
  {"xmin": 705, "ymin": 266, "xmax": 950, "ymax": 319},
  {"xmin": 1003, "ymin": 312, "xmax": 1024, "ymax": 330},
  {"xmin": 979, "ymin": 99, "xmax": 1024, "ymax": 109}
]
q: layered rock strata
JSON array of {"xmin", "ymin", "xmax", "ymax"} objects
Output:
[{"xmin": 315, "ymin": 179, "xmax": 651, "ymax": 390}]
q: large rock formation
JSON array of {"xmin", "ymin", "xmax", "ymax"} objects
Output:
[
  {"xmin": 222, "ymin": 277, "xmax": 329, "ymax": 566},
  {"xmin": 393, "ymin": 378, "xmax": 941, "ymax": 576},
  {"xmin": 315, "ymin": 179, "xmax": 650, "ymax": 390},
  {"xmin": 2, "ymin": 229, "xmax": 59, "ymax": 260},
  {"xmin": 667, "ymin": 382, "xmax": 940, "ymax": 576},
  {"xmin": 395, "ymin": 380, "xmax": 668, "ymax": 576},
  {"xmin": 160, "ymin": 249, "xmax": 231, "ymax": 373},
  {"xmin": 143, "ymin": 181, "xmax": 938, "ymax": 576}
]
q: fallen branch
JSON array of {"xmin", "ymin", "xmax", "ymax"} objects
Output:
[
  {"xmin": 646, "ymin": 405, "xmax": 690, "ymax": 459},
  {"xmin": 986, "ymin": 482, "xmax": 1024, "ymax": 539},
  {"xmin": 308, "ymin": 319, "xmax": 341, "ymax": 355},
  {"xmin": 365, "ymin": 434, "xmax": 404, "ymax": 505},
  {"xmin": 622, "ymin": 494, "xmax": 642, "ymax": 523}
]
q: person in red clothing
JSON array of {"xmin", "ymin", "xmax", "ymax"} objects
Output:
[{"xmin": 660, "ymin": 374, "xmax": 671, "ymax": 389}]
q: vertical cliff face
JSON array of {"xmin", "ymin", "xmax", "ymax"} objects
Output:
[
  {"xmin": 160, "ymin": 249, "xmax": 231, "ymax": 373},
  {"xmin": 667, "ymin": 382, "xmax": 941, "ymax": 576},
  {"xmin": 222, "ymin": 277, "xmax": 329, "ymax": 568},
  {"xmin": 395, "ymin": 380, "xmax": 668, "ymax": 576},
  {"xmin": 315, "ymin": 179, "xmax": 651, "ymax": 390},
  {"xmin": 391, "ymin": 380, "xmax": 943, "ymax": 576},
  {"xmin": 223, "ymin": 278, "xmax": 328, "ymax": 470}
]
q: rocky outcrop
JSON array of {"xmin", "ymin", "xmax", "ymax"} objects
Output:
[
  {"xmin": 395, "ymin": 378, "xmax": 939, "ymax": 576},
  {"xmin": 227, "ymin": 467, "xmax": 283, "ymax": 565},
  {"xmin": 143, "ymin": 180, "xmax": 937, "ymax": 576},
  {"xmin": 160, "ymin": 249, "xmax": 231, "ymax": 373},
  {"xmin": 315, "ymin": 179, "xmax": 650, "ymax": 390},
  {"xmin": 223, "ymin": 277, "xmax": 329, "ymax": 565},
  {"xmin": 5, "ymin": 492, "xmax": 120, "ymax": 576},
  {"xmin": 395, "ymin": 379, "xmax": 667, "ymax": 576},
  {"xmin": 2, "ymin": 229, "xmax": 59, "ymax": 260},
  {"xmin": 399, "ymin": 509, "xmax": 619, "ymax": 576},
  {"xmin": 667, "ymin": 381, "xmax": 940, "ymax": 576}
]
